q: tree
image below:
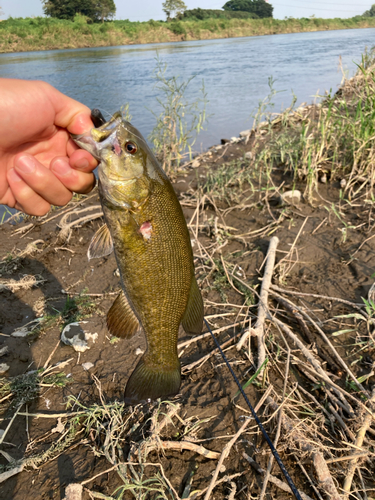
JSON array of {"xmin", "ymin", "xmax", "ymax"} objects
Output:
[
  {"xmin": 363, "ymin": 4, "xmax": 375, "ymax": 16},
  {"xmin": 41, "ymin": 0, "xmax": 116, "ymax": 22},
  {"xmin": 223, "ymin": 0, "xmax": 273, "ymax": 19},
  {"xmin": 93, "ymin": 0, "xmax": 116, "ymax": 22},
  {"xmin": 162, "ymin": 0, "xmax": 187, "ymax": 21}
]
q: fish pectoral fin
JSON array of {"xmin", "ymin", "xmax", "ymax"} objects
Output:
[
  {"xmin": 107, "ymin": 291, "xmax": 141, "ymax": 339},
  {"xmin": 182, "ymin": 277, "xmax": 204, "ymax": 336},
  {"xmin": 88, "ymin": 223, "xmax": 114, "ymax": 260},
  {"xmin": 125, "ymin": 355, "xmax": 181, "ymax": 404}
]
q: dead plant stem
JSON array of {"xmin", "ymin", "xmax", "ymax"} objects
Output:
[{"xmin": 237, "ymin": 237, "xmax": 279, "ymax": 376}]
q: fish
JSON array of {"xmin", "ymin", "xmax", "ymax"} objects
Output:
[{"xmin": 72, "ymin": 109, "xmax": 204, "ymax": 403}]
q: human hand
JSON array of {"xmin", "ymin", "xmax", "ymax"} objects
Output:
[{"xmin": 0, "ymin": 78, "xmax": 98, "ymax": 216}]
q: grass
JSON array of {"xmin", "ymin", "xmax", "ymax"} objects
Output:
[
  {"xmin": 247, "ymin": 50, "xmax": 375, "ymax": 201},
  {"xmin": 1, "ymin": 15, "xmax": 375, "ymax": 53},
  {"xmin": 203, "ymin": 159, "xmax": 257, "ymax": 204},
  {"xmin": 149, "ymin": 57, "xmax": 207, "ymax": 175},
  {"xmin": 33, "ymin": 288, "xmax": 97, "ymax": 335},
  {"xmin": 0, "ymin": 369, "xmax": 71, "ymax": 412}
]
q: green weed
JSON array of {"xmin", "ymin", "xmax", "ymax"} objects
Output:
[
  {"xmin": 203, "ymin": 159, "xmax": 255, "ymax": 203},
  {"xmin": 255, "ymin": 63, "xmax": 375, "ymax": 201},
  {"xmin": 149, "ymin": 57, "xmax": 207, "ymax": 175},
  {"xmin": 0, "ymin": 369, "xmax": 71, "ymax": 411}
]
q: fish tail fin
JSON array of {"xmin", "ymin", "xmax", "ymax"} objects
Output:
[{"xmin": 124, "ymin": 355, "xmax": 181, "ymax": 404}]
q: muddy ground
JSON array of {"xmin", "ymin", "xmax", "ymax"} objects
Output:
[{"xmin": 0, "ymin": 130, "xmax": 374, "ymax": 500}]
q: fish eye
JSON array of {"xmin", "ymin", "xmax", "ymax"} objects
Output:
[{"xmin": 125, "ymin": 141, "xmax": 138, "ymax": 154}]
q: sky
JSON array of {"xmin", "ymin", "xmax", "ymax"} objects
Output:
[{"xmin": 0, "ymin": 0, "xmax": 374, "ymax": 21}]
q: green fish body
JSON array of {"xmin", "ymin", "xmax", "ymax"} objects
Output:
[{"xmin": 73, "ymin": 111, "xmax": 203, "ymax": 403}]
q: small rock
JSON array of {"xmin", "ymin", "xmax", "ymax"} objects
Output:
[
  {"xmin": 340, "ymin": 178, "xmax": 347, "ymax": 188},
  {"xmin": 135, "ymin": 348, "xmax": 144, "ymax": 355},
  {"xmin": 61, "ymin": 321, "xmax": 97, "ymax": 353},
  {"xmin": 244, "ymin": 151, "xmax": 253, "ymax": 160},
  {"xmin": 82, "ymin": 362, "xmax": 94, "ymax": 371},
  {"xmin": 368, "ymin": 282, "xmax": 375, "ymax": 303},
  {"xmin": 11, "ymin": 327, "xmax": 30, "ymax": 338},
  {"xmin": 63, "ymin": 483, "xmax": 83, "ymax": 500},
  {"xmin": 0, "ymin": 346, "xmax": 9, "ymax": 357},
  {"xmin": 230, "ymin": 136, "xmax": 238, "ymax": 142},
  {"xmin": 280, "ymin": 190, "xmax": 302, "ymax": 206},
  {"xmin": 0, "ymin": 363, "xmax": 9, "ymax": 375},
  {"xmin": 221, "ymin": 139, "xmax": 230, "ymax": 145},
  {"xmin": 51, "ymin": 418, "xmax": 65, "ymax": 434},
  {"xmin": 114, "ymin": 268, "xmax": 120, "ymax": 277},
  {"xmin": 319, "ymin": 173, "xmax": 327, "ymax": 184},
  {"xmin": 239, "ymin": 129, "xmax": 251, "ymax": 138},
  {"xmin": 192, "ymin": 160, "xmax": 200, "ymax": 168}
]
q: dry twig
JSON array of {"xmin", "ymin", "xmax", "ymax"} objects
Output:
[
  {"xmin": 343, "ymin": 389, "xmax": 375, "ymax": 498},
  {"xmin": 243, "ymin": 453, "xmax": 314, "ymax": 500},
  {"xmin": 237, "ymin": 237, "xmax": 279, "ymax": 377}
]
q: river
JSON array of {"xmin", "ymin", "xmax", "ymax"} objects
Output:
[{"xmin": 0, "ymin": 27, "xmax": 374, "ymax": 219}]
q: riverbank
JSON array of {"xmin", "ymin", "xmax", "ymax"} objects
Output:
[{"xmin": 1, "ymin": 15, "xmax": 375, "ymax": 53}]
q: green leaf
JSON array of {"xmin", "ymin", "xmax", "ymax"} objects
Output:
[
  {"xmin": 233, "ymin": 358, "xmax": 268, "ymax": 399},
  {"xmin": 357, "ymin": 373, "xmax": 373, "ymax": 384},
  {"xmin": 332, "ymin": 328, "xmax": 356, "ymax": 337},
  {"xmin": 334, "ymin": 313, "xmax": 365, "ymax": 320}
]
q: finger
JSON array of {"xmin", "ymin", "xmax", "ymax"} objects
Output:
[
  {"xmin": 69, "ymin": 148, "xmax": 98, "ymax": 173},
  {"xmin": 0, "ymin": 185, "xmax": 17, "ymax": 209},
  {"xmin": 7, "ymin": 168, "xmax": 52, "ymax": 216},
  {"xmin": 44, "ymin": 84, "xmax": 93, "ymax": 135},
  {"xmin": 13, "ymin": 154, "xmax": 73, "ymax": 207},
  {"xmin": 51, "ymin": 157, "xmax": 96, "ymax": 194}
]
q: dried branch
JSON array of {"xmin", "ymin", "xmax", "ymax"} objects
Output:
[
  {"xmin": 343, "ymin": 389, "xmax": 375, "ymax": 498},
  {"xmin": 237, "ymin": 237, "xmax": 279, "ymax": 377},
  {"xmin": 203, "ymin": 417, "xmax": 251, "ymax": 500},
  {"xmin": 266, "ymin": 397, "xmax": 341, "ymax": 500},
  {"xmin": 243, "ymin": 453, "xmax": 314, "ymax": 500}
]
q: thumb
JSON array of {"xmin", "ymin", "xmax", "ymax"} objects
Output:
[{"xmin": 44, "ymin": 83, "xmax": 94, "ymax": 135}]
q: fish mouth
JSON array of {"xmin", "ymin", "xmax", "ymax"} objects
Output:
[{"xmin": 71, "ymin": 133, "xmax": 101, "ymax": 160}]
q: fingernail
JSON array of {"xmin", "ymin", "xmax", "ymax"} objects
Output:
[
  {"xmin": 15, "ymin": 155, "xmax": 35, "ymax": 174},
  {"xmin": 52, "ymin": 159, "xmax": 72, "ymax": 176},
  {"xmin": 8, "ymin": 168, "xmax": 23, "ymax": 183},
  {"xmin": 75, "ymin": 158, "xmax": 89, "ymax": 170}
]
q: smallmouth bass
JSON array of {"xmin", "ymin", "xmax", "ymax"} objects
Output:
[{"xmin": 73, "ymin": 110, "xmax": 204, "ymax": 403}]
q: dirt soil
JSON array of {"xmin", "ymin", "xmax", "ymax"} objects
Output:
[{"xmin": 0, "ymin": 133, "xmax": 375, "ymax": 500}]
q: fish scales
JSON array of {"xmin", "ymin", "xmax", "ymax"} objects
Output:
[
  {"xmin": 73, "ymin": 110, "xmax": 204, "ymax": 403},
  {"xmin": 103, "ymin": 178, "xmax": 192, "ymax": 361}
]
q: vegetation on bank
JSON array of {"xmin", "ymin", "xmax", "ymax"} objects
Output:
[
  {"xmin": 248, "ymin": 47, "xmax": 375, "ymax": 201},
  {"xmin": 1, "ymin": 14, "xmax": 375, "ymax": 53}
]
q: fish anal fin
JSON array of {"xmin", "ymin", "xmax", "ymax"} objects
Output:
[
  {"xmin": 88, "ymin": 224, "xmax": 113, "ymax": 260},
  {"xmin": 124, "ymin": 355, "xmax": 181, "ymax": 404},
  {"xmin": 182, "ymin": 277, "xmax": 204, "ymax": 336},
  {"xmin": 107, "ymin": 291, "xmax": 140, "ymax": 339}
]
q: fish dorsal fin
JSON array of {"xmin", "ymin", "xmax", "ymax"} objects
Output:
[
  {"xmin": 88, "ymin": 224, "xmax": 113, "ymax": 260},
  {"xmin": 107, "ymin": 291, "xmax": 141, "ymax": 339},
  {"xmin": 182, "ymin": 277, "xmax": 204, "ymax": 336}
]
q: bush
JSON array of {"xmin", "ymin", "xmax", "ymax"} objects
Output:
[{"xmin": 168, "ymin": 21, "xmax": 186, "ymax": 35}]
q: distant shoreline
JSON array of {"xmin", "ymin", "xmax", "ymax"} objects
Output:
[{"xmin": 1, "ymin": 16, "xmax": 375, "ymax": 54}]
